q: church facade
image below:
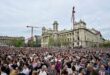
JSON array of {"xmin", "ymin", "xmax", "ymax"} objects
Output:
[{"xmin": 41, "ymin": 20, "xmax": 104, "ymax": 48}]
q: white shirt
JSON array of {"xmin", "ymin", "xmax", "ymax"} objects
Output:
[
  {"xmin": 8, "ymin": 63, "xmax": 13, "ymax": 69},
  {"xmin": 39, "ymin": 70, "xmax": 47, "ymax": 75},
  {"xmin": 67, "ymin": 68, "xmax": 73, "ymax": 74},
  {"xmin": 32, "ymin": 63, "xmax": 37, "ymax": 68},
  {"xmin": 75, "ymin": 65, "xmax": 81, "ymax": 71},
  {"xmin": 22, "ymin": 68, "xmax": 30, "ymax": 75},
  {"xmin": 1, "ymin": 72, "xmax": 7, "ymax": 75}
]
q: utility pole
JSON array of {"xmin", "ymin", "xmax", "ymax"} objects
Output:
[{"xmin": 26, "ymin": 26, "xmax": 39, "ymax": 41}]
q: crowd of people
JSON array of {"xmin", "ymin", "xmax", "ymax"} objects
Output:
[{"xmin": 0, "ymin": 46, "xmax": 110, "ymax": 75}]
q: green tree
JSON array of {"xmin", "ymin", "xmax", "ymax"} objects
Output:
[
  {"xmin": 36, "ymin": 38, "xmax": 41, "ymax": 47},
  {"xmin": 11, "ymin": 39, "xmax": 25, "ymax": 47},
  {"xmin": 60, "ymin": 36, "xmax": 68, "ymax": 47},
  {"xmin": 48, "ymin": 36, "xmax": 54, "ymax": 47},
  {"xmin": 56, "ymin": 37, "xmax": 61, "ymax": 47},
  {"xmin": 99, "ymin": 41, "xmax": 110, "ymax": 48},
  {"xmin": 48, "ymin": 36, "xmax": 69, "ymax": 48},
  {"xmin": 54, "ymin": 37, "xmax": 61, "ymax": 47},
  {"xmin": 28, "ymin": 39, "xmax": 36, "ymax": 47}
]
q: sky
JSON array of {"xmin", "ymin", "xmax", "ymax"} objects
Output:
[{"xmin": 0, "ymin": 0, "xmax": 110, "ymax": 39}]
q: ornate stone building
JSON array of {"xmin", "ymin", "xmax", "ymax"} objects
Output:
[
  {"xmin": 41, "ymin": 20, "xmax": 104, "ymax": 48},
  {"xmin": 41, "ymin": 5, "xmax": 104, "ymax": 48}
]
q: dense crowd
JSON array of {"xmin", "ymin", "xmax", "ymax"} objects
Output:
[{"xmin": 0, "ymin": 47, "xmax": 110, "ymax": 75}]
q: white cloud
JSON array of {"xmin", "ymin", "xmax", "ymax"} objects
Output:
[{"xmin": 0, "ymin": 0, "xmax": 110, "ymax": 39}]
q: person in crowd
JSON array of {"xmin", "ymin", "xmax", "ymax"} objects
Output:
[
  {"xmin": 99, "ymin": 64, "xmax": 106, "ymax": 75},
  {"xmin": 39, "ymin": 65, "xmax": 47, "ymax": 75},
  {"xmin": 48, "ymin": 63, "xmax": 57, "ymax": 75},
  {"xmin": 106, "ymin": 61, "xmax": 110, "ymax": 75},
  {"xmin": 9, "ymin": 65, "xmax": 18, "ymax": 75},
  {"xmin": 1, "ymin": 66, "xmax": 7, "ymax": 75},
  {"xmin": 0, "ymin": 46, "xmax": 110, "ymax": 75},
  {"xmin": 78, "ymin": 68, "xmax": 85, "ymax": 75},
  {"xmin": 72, "ymin": 66, "xmax": 77, "ymax": 75},
  {"xmin": 61, "ymin": 69, "xmax": 68, "ymax": 75},
  {"xmin": 21, "ymin": 63, "xmax": 30, "ymax": 75},
  {"xmin": 32, "ymin": 70, "xmax": 38, "ymax": 75}
]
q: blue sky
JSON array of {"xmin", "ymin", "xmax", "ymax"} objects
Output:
[{"xmin": 0, "ymin": 0, "xmax": 110, "ymax": 39}]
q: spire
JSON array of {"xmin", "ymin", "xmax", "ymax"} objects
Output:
[{"xmin": 72, "ymin": 6, "xmax": 75, "ymax": 29}]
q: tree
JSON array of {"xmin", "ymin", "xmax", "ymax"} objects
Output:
[
  {"xmin": 11, "ymin": 39, "xmax": 25, "ymax": 47},
  {"xmin": 99, "ymin": 41, "xmax": 110, "ymax": 48},
  {"xmin": 27, "ymin": 39, "xmax": 36, "ymax": 47},
  {"xmin": 48, "ymin": 36, "xmax": 54, "ymax": 47},
  {"xmin": 36, "ymin": 37, "xmax": 41, "ymax": 47},
  {"xmin": 54, "ymin": 37, "xmax": 61, "ymax": 47},
  {"xmin": 60, "ymin": 36, "xmax": 68, "ymax": 47},
  {"xmin": 48, "ymin": 36, "xmax": 69, "ymax": 48}
]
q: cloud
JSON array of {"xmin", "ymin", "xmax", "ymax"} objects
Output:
[{"xmin": 0, "ymin": 0, "xmax": 110, "ymax": 39}]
